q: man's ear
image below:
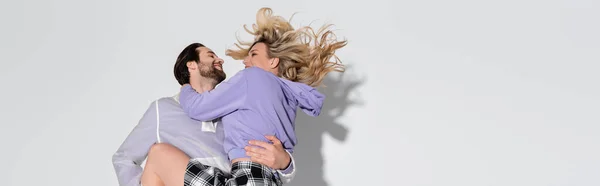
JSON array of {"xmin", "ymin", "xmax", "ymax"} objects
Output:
[
  {"xmin": 269, "ymin": 58, "xmax": 280, "ymax": 69},
  {"xmin": 186, "ymin": 61, "xmax": 198, "ymax": 70}
]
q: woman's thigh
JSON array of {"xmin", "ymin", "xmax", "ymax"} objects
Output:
[{"xmin": 145, "ymin": 143, "xmax": 190, "ymax": 186}]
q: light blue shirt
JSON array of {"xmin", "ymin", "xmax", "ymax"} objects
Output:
[{"xmin": 112, "ymin": 96, "xmax": 296, "ymax": 186}]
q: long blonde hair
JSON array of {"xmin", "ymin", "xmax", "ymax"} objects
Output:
[{"xmin": 226, "ymin": 7, "xmax": 347, "ymax": 87}]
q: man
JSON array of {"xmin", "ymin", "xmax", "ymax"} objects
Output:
[{"xmin": 112, "ymin": 43, "xmax": 296, "ymax": 186}]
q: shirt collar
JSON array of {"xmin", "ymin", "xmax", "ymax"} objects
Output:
[
  {"xmin": 173, "ymin": 83, "xmax": 220, "ymax": 104},
  {"xmin": 172, "ymin": 91, "xmax": 218, "ymax": 132},
  {"xmin": 172, "ymin": 93, "xmax": 180, "ymax": 104}
]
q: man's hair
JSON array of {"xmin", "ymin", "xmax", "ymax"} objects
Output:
[
  {"xmin": 226, "ymin": 7, "xmax": 347, "ymax": 87},
  {"xmin": 174, "ymin": 43, "xmax": 205, "ymax": 85}
]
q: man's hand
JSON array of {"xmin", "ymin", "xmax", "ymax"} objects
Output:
[{"xmin": 245, "ymin": 135, "xmax": 291, "ymax": 170}]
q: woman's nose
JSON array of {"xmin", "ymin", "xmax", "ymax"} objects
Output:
[{"xmin": 243, "ymin": 56, "xmax": 250, "ymax": 64}]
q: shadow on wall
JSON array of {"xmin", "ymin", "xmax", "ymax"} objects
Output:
[{"xmin": 289, "ymin": 64, "xmax": 366, "ymax": 186}]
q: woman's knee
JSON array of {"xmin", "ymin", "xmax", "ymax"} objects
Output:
[
  {"xmin": 148, "ymin": 143, "xmax": 175, "ymax": 155},
  {"xmin": 147, "ymin": 143, "xmax": 188, "ymax": 161},
  {"xmin": 144, "ymin": 143, "xmax": 188, "ymax": 186},
  {"xmin": 148, "ymin": 143, "xmax": 178, "ymax": 156}
]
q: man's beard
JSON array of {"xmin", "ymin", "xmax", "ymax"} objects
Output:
[{"xmin": 198, "ymin": 63, "xmax": 226, "ymax": 84}]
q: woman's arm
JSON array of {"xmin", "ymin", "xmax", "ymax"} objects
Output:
[{"xmin": 179, "ymin": 70, "xmax": 249, "ymax": 121}]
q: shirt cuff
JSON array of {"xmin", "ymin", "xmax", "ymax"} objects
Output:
[
  {"xmin": 277, "ymin": 150, "xmax": 296, "ymax": 183},
  {"xmin": 280, "ymin": 158, "xmax": 294, "ymax": 174}
]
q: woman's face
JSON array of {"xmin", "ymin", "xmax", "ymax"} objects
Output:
[{"xmin": 243, "ymin": 42, "xmax": 272, "ymax": 70}]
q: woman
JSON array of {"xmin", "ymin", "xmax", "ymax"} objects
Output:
[{"xmin": 145, "ymin": 7, "xmax": 346, "ymax": 186}]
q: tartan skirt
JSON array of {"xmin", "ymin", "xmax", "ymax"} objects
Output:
[{"xmin": 184, "ymin": 159, "xmax": 282, "ymax": 186}]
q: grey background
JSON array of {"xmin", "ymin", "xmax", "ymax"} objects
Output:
[{"xmin": 1, "ymin": 0, "xmax": 598, "ymax": 185}]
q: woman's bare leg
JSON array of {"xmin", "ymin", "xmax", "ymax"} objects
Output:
[
  {"xmin": 141, "ymin": 161, "xmax": 165, "ymax": 186},
  {"xmin": 141, "ymin": 143, "xmax": 190, "ymax": 186}
]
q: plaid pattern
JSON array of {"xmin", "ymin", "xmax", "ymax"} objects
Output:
[
  {"xmin": 184, "ymin": 159, "xmax": 281, "ymax": 186},
  {"xmin": 228, "ymin": 161, "xmax": 281, "ymax": 186},
  {"xmin": 184, "ymin": 159, "xmax": 228, "ymax": 186}
]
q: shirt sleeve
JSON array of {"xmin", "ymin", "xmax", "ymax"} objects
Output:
[
  {"xmin": 277, "ymin": 150, "xmax": 297, "ymax": 184},
  {"xmin": 179, "ymin": 70, "xmax": 249, "ymax": 121},
  {"xmin": 112, "ymin": 100, "xmax": 159, "ymax": 186}
]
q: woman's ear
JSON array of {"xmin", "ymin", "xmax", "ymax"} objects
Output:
[{"xmin": 269, "ymin": 57, "xmax": 280, "ymax": 69}]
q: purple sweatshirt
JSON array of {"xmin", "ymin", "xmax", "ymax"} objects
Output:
[{"xmin": 179, "ymin": 67, "xmax": 324, "ymax": 160}]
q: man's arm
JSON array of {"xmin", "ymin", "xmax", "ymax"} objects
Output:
[
  {"xmin": 246, "ymin": 136, "xmax": 297, "ymax": 184},
  {"xmin": 277, "ymin": 151, "xmax": 297, "ymax": 184},
  {"xmin": 112, "ymin": 101, "xmax": 159, "ymax": 186},
  {"xmin": 179, "ymin": 69, "xmax": 249, "ymax": 121}
]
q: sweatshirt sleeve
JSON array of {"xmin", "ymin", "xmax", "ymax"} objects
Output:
[{"xmin": 179, "ymin": 70, "xmax": 249, "ymax": 121}]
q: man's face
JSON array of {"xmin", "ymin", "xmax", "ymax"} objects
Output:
[{"xmin": 195, "ymin": 47, "xmax": 226, "ymax": 83}]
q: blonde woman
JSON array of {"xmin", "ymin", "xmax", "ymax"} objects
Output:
[{"xmin": 143, "ymin": 7, "xmax": 347, "ymax": 186}]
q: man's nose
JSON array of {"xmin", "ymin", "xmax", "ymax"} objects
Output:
[{"xmin": 216, "ymin": 57, "xmax": 224, "ymax": 64}]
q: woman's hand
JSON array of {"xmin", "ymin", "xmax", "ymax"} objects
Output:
[{"xmin": 245, "ymin": 135, "xmax": 291, "ymax": 170}]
